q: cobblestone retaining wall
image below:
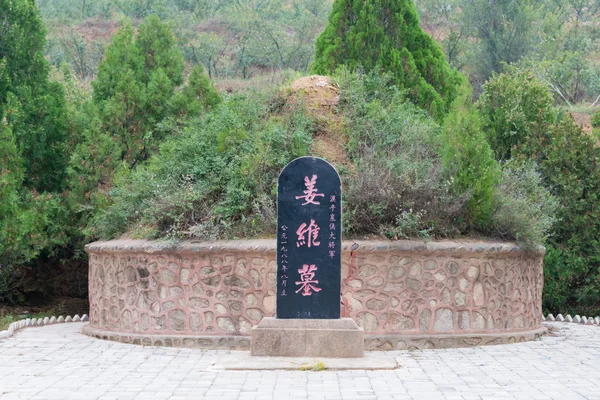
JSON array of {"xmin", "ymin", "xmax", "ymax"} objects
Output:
[{"xmin": 85, "ymin": 240, "xmax": 545, "ymax": 349}]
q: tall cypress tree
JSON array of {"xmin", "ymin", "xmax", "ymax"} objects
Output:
[{"xmin": 313, "ymin": 0, "xmax": 461, "ymax": 120}]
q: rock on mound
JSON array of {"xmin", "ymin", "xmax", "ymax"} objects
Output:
[{"xmin": 290, "ymin": 75, "xmax": 340, "ymax": 113}]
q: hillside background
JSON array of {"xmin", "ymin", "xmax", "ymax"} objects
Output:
[{"xmin": 37, "ymin": 0, "xmax": 599, "ymax": 110}]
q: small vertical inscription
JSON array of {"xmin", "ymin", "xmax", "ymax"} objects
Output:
[
  {"xmin": 277, "ymin": 156, "xmax": 342, "ymax": 319},
  {"xmin": 280, "ymin": 225, "xmax": 288, "ymax": 296}
]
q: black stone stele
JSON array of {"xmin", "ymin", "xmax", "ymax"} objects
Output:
[{"xmin": 276, "ymin": 156, "xmax": 342, "ymax": 319}]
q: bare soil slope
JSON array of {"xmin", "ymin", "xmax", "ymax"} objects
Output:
[{"xmin": 288, "ymin": 76, "xmax": 354, "ymax": 174}]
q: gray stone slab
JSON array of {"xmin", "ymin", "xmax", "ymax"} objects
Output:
[
  {"xmin": 251, "ymin": 318, "xmax": 364, "ymax": 358},
  {"xmin": 209, "ymin": 351, "xmax": 398, "ymax": 371}
]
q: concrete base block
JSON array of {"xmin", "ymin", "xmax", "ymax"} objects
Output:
[{"xmin": 251, "ymin": 317, "xmax": 364, "ymax": 358}]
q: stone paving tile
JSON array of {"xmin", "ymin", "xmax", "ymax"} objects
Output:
[{"xmin": 1, "ymin": 322, "xmax": 600, "ymax": 399}]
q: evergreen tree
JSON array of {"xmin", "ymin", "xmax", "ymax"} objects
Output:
[
  {"xmin": 71, "ymin": 15, "xmax": 219, "ymax": 201},
  {"xmin": 0, "ymin": 111, "xmax": 27, "ymax": 261},
  {"xmin": 0, "ymin": 108, "xmax": 46, "ymax": 302},
  {"xmin": 89, "ymin": 16, "xmax": 186, "ymax": 171},
  {"xmin": 441, "ymin": 86, "xmax": 500, "ymax": 228},
  {"xmin": 312, "ymin": 0, "xmax": 461, "ymax": 120},
  {"xmin": 0, "ymin": 0, "xmax": 68, "ymax": 192}
]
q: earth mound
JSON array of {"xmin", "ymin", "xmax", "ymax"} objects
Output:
[{"xmin": 288, "ymin": 76, "xmax": 353, "ymax": 174}]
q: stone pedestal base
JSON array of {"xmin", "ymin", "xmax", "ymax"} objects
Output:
[{"xmin": 251, "ymin": 318, "xmax": 364, "ymax": 358}]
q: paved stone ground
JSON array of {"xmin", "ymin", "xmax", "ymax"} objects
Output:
[{"xmin": 1, "ymin": 322, "xmax": 599, "ymax": 400}]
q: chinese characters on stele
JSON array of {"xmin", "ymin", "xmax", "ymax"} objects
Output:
[
  {"xmin": 277, "ymin": 157, "xmax": 341, "ymax": 319},
  {"xmin": 279, "ymin": 174, "xmax": 338, "ymax": 297}
]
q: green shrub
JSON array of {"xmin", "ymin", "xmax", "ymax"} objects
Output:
[
  {"xmin": 91, "ymin": 16, "xmax": 186, "ymax": 168},
  {"xmin": 71, "ymin": 16, "xmax": 219, "ymax": 204},
  {"xmin": 592, "ymin": 110, "xmax": 600, "ymax": 142},
  {"xmin": 480, "ymin": 70, "xmax": 600, "ymax": 313},
  {"xmin": 527, "ymin": 118, "xmax": 600, "ymax": 315},
  {"xmin": 170, "ymin": 65, "xmax": 221, "ymax": 118},
  {"xmin": 542, "ymin": 245, "xmax": 573, "ymax": 315},
  {"xmin": 488, "ymin": 161, "xmax": 557, "ymax": 248},
  {"xmin": 0, "ymin": 111, "xmax": 76, "ymax": 303},
  {"xmin": 0, "ymin": 112, "xmax": 40, "ymax": 303},
  {"xmin": 90, "ymin": 70, "xmax": 556, "ymax": 251},
  {"xmin": 478, "ymin": 69, "xmax": 556, "ymax": 161},
  {"xmin": 339, "ymin": 72, "xmax": 469, "ymax": 238},
  {"xmin": 441, "ymin": 86, "xmax": 500, "ymax": 228}
]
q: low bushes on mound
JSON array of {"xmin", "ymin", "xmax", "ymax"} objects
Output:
[{"xmin": 89, "ymin": 72, "xmax": 556, "ymax": 249}]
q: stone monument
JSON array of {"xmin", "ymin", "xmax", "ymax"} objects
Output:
[{"xmin": 251, "ymin": 156, "xmax": 364, "ymax": 357}]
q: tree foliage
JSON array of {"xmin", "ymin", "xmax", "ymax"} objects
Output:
[
  {"xmin": 91, "ymin": 16, "xmax": 184, "ymax": 166},
  {"xmin": 478, "ymin": 69, "xmax": 556, "ymax": 160},
  {"xmin": 38, "ymin": 0, "xmax": 330, "ymax": 81},
  {"xmin": 416, "ymin": 0, "xmax": 600, "ymax": 100},
  {"xmin": 89, "ymin": 71, "xmax": 555, "ymax": 248},
  {"xmin": 0, "ymin": 0, "xmax": 68, "ymax": 192},
  {"xmin": 70, "ymin": 16, "xmax": 219, "ymax": 202},
  {"xmin": 460, "ymin": 0, "xmax": 541, "ymax": 85},
  {"xmin": 479, "ymin": 69, "xmax": 600, "ymax": 315},
  {"xmin": 312, "ymin": 0, "xmax": 461, "ymax": 120},
  {"xmin": 441, "ymin": 86, "xmax": 500, "ymax": 228}
]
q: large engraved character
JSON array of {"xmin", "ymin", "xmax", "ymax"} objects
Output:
[
  {"xmin": 295, "ymin": 264, "xmax": 321, "ymax": 296},
  {"xmin": 295, "ymin": 175, "xmax": 325, "ymax": 205},
  {"xmin": 296, "ymin": 219, "xmax": 320, "ymax": 248}
]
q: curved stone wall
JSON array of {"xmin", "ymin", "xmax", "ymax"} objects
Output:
[{"xmin": 84, "ymin": 240, "xmax": 545, "ymax": 350}]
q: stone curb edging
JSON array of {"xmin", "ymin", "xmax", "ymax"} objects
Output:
[
  {"xmin": 0, "ymin": 314, "xmax": 89, "ymax": 340},
  {"xmin": 365, "ymin": 327, "xmax": 547, "ymax": 350},
  {"xmin": 543, "ymin": 313, "xmax": 600, "ymax": 326},
  {"xmin": 82, "ymin": 324, "xmax": 251, "ymax": 349},
  {"xmin": 82, "ymin": 324, "xmax": 547, "ymax": 351},
  {"xmin": 0, "ymin": 314, "xmax": 600, "ymax": 348}
]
